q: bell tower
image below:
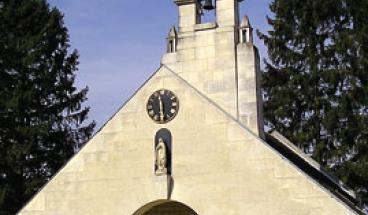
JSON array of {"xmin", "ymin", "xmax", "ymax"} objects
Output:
[{"xmin": 162, "ymin": 0, "xmax": 264, "ymax": 138}]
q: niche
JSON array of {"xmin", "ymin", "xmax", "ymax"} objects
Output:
[{"xmin": 154, "ymin": 128, "xmax": 172, "ymax": 175}]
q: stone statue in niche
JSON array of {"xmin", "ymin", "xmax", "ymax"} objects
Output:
[{"xmin": 155, "ymin": 138, "xmax": 167, "ymax": 176}]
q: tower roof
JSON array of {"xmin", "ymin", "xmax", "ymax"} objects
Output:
[
  {"xmin": 167, "ymin": 26, "xmax": 177, "ymax": 38},
  {"xmin": 240, "ymin": 15, "xmax": 252, "ymax": 28}
]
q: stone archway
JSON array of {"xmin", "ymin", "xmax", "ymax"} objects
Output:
[{"xmin": 133, "ymin": 200, "xmax": 198, "ymax": 215}]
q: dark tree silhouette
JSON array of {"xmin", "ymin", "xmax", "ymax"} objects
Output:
[
  {"xmin": 259, "ymin": 0, "xmax": 368, "ymax": 207},
  {"xmin": 0, "ymin": 0, "xmax": 95, "ymax": 213}
]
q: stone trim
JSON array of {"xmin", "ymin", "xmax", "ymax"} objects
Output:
[
  {"xmin": 194, "ymin": 22, "xmax": 218, "ymax": 31},
  {"xmin": 174, "ymin": 0, "xmax": 197, "ymax": 6}
]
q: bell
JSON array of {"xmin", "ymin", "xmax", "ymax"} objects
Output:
[{"xmin": 203, "ymin": 0, "xmax": 215, "ymax": 10}]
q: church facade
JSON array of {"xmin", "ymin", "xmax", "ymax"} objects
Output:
[{"xmin": 19, "ymin": 0, "xmax": 363, "ymax": 214}]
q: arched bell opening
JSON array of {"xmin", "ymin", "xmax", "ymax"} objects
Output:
[
  {"xmin": 198, "ymin": 0, "xmax": 216, "ymax": 24},
  {"xmin": 132, "ymin": 200, "xmax": 198, "ymax": 215}
]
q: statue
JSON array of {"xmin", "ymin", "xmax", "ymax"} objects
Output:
[{"xmin": 155, "ymin": 138, "xmax": 167, "ymax": 176}]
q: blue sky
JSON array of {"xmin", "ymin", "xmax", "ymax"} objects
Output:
[{"xmin": 48, "ymin": 0, "xmax": 272, "ymax": 129}]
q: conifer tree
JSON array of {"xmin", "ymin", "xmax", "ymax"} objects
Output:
[
  {"xmin": 259, "ymin": 0, "xmax": 368, "ymax": 207},
  {"xmin": 0, "ymin": 0, "xmax": 95, "ymax": 213}
]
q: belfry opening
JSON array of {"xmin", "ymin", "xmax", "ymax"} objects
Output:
[{"xmin": 133, "ymin": 200, "xmax": 198, "ymax": 215}]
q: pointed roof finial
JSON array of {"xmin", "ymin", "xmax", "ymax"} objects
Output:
[
  {"xmin": 168, "ymin": 26, "xmax": 177, "ymax": 38},
  {"xmin": 240, "ymin": 15, "xmax": 252, "ymax": 28}
]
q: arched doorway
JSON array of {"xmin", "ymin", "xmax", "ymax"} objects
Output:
[{"xmin": 133, "ymin": 200, "xmax": 198, "ymax": 215}]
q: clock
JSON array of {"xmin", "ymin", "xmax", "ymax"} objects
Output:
[{"xmin": 147, "ymin": 89, "xmax": 179, "ymax": 124}]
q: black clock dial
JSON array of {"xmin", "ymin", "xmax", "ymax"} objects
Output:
[{"xmin": 147, "ymin": 89, "xmax": 179, "ymax": 124}]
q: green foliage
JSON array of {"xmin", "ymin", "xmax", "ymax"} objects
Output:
[
  {"xmin": 259, "ymin": 0, "xmax": 368, "ymax": 208},
  {"xmin": 0, "ymin": 0, "xmax": 95, "ymax": 213}
]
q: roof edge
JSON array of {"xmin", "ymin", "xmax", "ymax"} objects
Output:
[{"xmin": 266, "ymin": 132, "xmax": 365, "ymax": 215}]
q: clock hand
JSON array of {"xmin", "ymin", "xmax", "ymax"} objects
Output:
[{"xmin": 159, "ymin": 95, "xmax": 164, "ymax": 122}]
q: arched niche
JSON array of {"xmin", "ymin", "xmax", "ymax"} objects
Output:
[
  {"xmin": 132, "ymin": 200, "xmax": 198, "ymax": 215},
  {"xmin": 155, "ymin": 128, "xmax": 172, "ymax": 175}
]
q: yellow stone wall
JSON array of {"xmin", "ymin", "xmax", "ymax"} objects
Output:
[{"xmin": 19, "ymin": 67, "xmax": 356, "ymax": 215}]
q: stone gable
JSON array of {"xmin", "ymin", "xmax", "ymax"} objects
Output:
[{"xmin": 19, "ymin": 67, "xmax": 357, "ymax": 215}]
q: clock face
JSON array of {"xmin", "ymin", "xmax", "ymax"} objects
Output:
[{"xmin": 147, "ymin": 89, "xmax": 179, "ymax": 124}]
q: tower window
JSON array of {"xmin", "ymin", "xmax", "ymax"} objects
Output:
[
  {"xmin": 169, "ymin": 40, "xmax": 174, "ymax": 53},
  {"xmin": 242, "ymin": 29, "xmax": 247, "ymax": 43}
]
